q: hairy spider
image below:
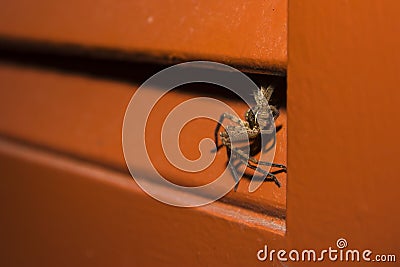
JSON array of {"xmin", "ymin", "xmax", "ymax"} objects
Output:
[{"xmin": 214, "ymin": 81, "xmax": 287, "ymax": 191}]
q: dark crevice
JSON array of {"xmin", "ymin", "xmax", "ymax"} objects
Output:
[
  {"xmin": 0, "ymin": 37, "xmax": 287, "ymax": 107},
  {"xmin": 0, "ymin": 36, "xmax": 287, "ymax": 220}
]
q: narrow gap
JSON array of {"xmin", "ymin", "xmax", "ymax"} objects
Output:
[
  {"xmin": 0, "ymin": 36, "xmax": 286, "ymax": 75},
  {"xmin": 0, "ymin": 42, "xmax": 287, "ymax": 221},
  {"xmin": 0, "ymin": 46, "xmax": 285, "ymax": 105}
]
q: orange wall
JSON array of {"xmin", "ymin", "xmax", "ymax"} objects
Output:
[
  {"xmin": 288, "ymin": 0, "xmax": 400, "ymax": 262},
  {"xmin": 0, "ymin": 0, "xmax": 399, "ymax": 266},
  {"xmin": 0, "ymin": 0, "xmax": 287, "ymax": 73}
]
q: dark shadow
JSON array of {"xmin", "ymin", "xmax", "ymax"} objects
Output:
[{"xmin": 0, "ymin": 36, "xmax": 286, "ymax": 104}]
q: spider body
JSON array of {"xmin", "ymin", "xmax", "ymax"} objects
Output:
[{"xmin": 214, "ymin": 82, "xmax": 287, "ymax": 191}]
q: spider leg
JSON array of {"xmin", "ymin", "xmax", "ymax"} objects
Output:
[
  {"xmin": 225, "ymin": 143, "xmax": 281, "ymax": 188},
  {"xmin": 247, "ymin": 134, "xmax": 286, "ymax": 170},
  {"xmin": 241, "ymin": 159, "xmax": 281, "ymax": 188},
  {"xmin": 227, "ymin": 162, "xmax": 240, "ymax": 192},
  {"xmin": 248, "ymin": 157, "xmax": 287, "ymax": 171},
  {"xmin": 225, "ymin": 145, "xmax": 240, "ymax": 191}
]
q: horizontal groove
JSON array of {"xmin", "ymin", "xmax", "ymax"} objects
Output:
[
  {"xmin": 0, "ymin": 35, "xmax": 286, "ymax": 76},
  {"xmin": 0, "ymin": 135, "xmax": 285, "ymax": 234},
  {"xmin": 0, "ymin": 133, "xmax": 286, "ymax": 221},
  {"xmin": 0, "ymin": 45, "xmax": 287, "ymax": 223},
  {"xmin": 0, "ymin": 46, "xmax": 287, "ymax": 106}
]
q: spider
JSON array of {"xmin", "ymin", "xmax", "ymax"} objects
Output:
[{"xmin": 214, "ymin": 81, "xmax": 287, "ymax": 191}]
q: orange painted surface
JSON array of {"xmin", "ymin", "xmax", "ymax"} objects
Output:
[
  {"xmin": 287, "ymin": 0, "xmax": 400, "ymax": 263},
  {"xmin": 0, "ymin": 0, "xmax": 287, "ymax": 72},
  {"xmin": 0, "ymin": 63, "xmax": 287, "ymax": 217},
  {"xmin": 1, "ymin": 0, "xmax": 400, "ymax": 266},
  {"xmin": 0, "ymin": 139, "xmax": 285, "ymax": 267}
]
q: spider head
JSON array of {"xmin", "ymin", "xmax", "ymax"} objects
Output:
[
  {"xmin": 252, "ymin": 105, "xmax": 278, "ymax": 131},
  {"xmin": 254, "ymin": 108, "xmax": 271, "ymax": 130}
]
